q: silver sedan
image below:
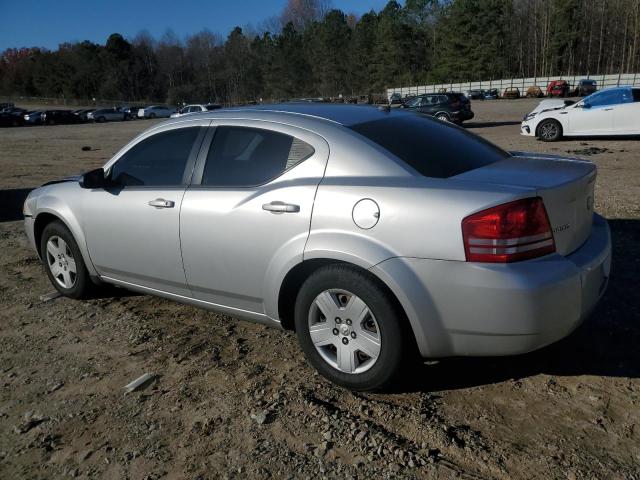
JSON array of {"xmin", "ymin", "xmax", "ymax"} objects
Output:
[{"xmin": 23, "ymin": 105, "xmax": 611, "ymax": 391}]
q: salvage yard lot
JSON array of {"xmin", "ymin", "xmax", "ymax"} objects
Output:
[{"xmin": 1, "ymin": 99, "xmax": 639, "ymax": 479}]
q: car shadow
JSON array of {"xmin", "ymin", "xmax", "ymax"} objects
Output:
[
  {"xmin": 0, "ymin": 188, "xmax": 34, "ymax": 222},
  {"xmin": 464, "ymin": 121, "xmax": 521, "ymax": 129},
  {"xmin": 396, "ymin": 218, "xmax": 639, "ymax": 393}
]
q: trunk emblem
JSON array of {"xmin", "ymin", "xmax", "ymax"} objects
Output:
[{"xmin": 553, "ymin": 224, "xmax": 570, "ymax": 233}]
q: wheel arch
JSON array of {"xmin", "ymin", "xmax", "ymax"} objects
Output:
[
  {"xmin": 33, "ymin": 206, "xmax": 99, "ymax": 278},
  {"xmin": 277, "ymin": 258, "xmax": 420, "ymax": 356}
]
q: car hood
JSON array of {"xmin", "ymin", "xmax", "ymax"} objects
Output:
[
  {"xmin": 531, "ymin": 99, "xmax": 567, "ymax": 114},
  {"xmin": 41, "ymin": 175, "xmax": 81, "ymax": 187}
]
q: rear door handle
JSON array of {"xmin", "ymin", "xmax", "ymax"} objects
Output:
[
  {"xmin": 148, "ymin": 198, "xmax": 175, "ymax": 208},
  {"xmin": 604, "ymin": 107, "xmax": 614, "ymax": 111},
  {"xmin": 262, "ymin": 201, "xmax": 300, "ymax": 213}
]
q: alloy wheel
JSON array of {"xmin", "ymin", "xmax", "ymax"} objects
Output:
[
  {"xmin": 540, "ymin": 122, "xmax": 558, "ymax": 140},
  {"xmin": 307, "ymin": 289, "xmax": 381, "ymax": 374},
  {"xmin": 46, "ymin": 236, "xmax": 77, "ymax": 289}
]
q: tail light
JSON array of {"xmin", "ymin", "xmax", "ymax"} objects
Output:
[{"xmin": 462, "ymin": 197, "xmax": 555, "ymax": 263}]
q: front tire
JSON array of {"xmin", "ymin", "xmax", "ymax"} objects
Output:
[
  {"xmin": 40, "ymin": 221, "xmax": 92, "ymax": 299},
  {"xmin": 537, "ymin": 119, "xmax": 562, "ymax": 142},
  {"xmin": 435, "ymin": 112, "xmax": 451, "ymax": 122},
  {"xmin": 294, "ymin": 265, "xmax": 409, "ymax": 391}
]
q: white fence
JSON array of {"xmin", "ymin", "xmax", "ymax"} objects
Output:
[{"xmin": 387, "ymin": 73, "xmax": 640, "ymax": 99}]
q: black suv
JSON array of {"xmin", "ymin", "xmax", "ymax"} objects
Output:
[{"xmin": 402, "ymin": 93, "xmax": 474, "ymax": 124}]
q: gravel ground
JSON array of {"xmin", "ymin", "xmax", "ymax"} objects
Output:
[{"xmin": 0, "ymin": 99, "xmax": 639, "ymax": 479}]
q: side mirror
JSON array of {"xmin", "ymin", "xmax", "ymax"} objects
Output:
[
  {"xmin": 80, "ymin": 168, "xmax": 108, "ymax": 189},
  {"xmin": 582, "ymin": 102, "xmax": 591, "ymax": 109},
  {"xmin": 563, "ymin": 100, "xmax": 575, "ymax": 106}
]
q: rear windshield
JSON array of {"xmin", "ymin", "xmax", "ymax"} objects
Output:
[{"xmin": 348, "ymin": 114, "xmax": 509, "ymax": 178}]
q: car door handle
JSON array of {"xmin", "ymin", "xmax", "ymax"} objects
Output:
[
  {"xmin": 604, "ymin": 108, "xmax": 614, "ymax": 111},
  {"xmin": 262, "ymin": 201, "xmax": 300, "ymax": 213},
  {"xmin": 148, "ymin": 198, "xmax": 175, "ymax": 208}
]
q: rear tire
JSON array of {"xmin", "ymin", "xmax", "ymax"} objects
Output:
[
  {"xmin": 294, "ymin": 265, "xmax": 409, "ymax": 391},
  {"xmin": 537, "ymin": 119, "xmax": 562, "ymax": 142},
  {"xmin": 40, "ymin": 221, "xmax": 93, "ymax": 299}
]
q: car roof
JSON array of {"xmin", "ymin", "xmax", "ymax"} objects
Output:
[{"xmin": 163, "ymin": 103, "xmax": 414, "ymax": 127}]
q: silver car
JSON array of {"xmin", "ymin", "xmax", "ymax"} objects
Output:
[
  {"xmin": 138, "ymin": 105, "xmax": 176, "ymax": 119},
  {"xmin": 23, "ymin": 105, "xmax": 611, "ymax": 391},
  {"xmin": 88, "ymin": 108, "xmax": 125, "ymax": 122}
]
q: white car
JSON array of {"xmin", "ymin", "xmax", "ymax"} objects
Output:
[
  {"xmin": 521, "ymin": 86, "xmax": 640, "ymax": 141},
  {"xmin": 170, "ymin": 104, "xmax": 222, "ymax": 118},
  {"xmin": 137, "ymin": 105, "xmax": 176, "ymax": 119}
]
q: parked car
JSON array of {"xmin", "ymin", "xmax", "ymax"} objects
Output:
[
  {"xmin": 24, "ymin": 111, "xmax": 44, "ymax": 125},
  {"xmin": 525, "ymin": 86, "xmax": 544, "ymax": 98},
  {"xmin": 483, "ymin": 88, "xmax": 499, "ymax": 100},
  {"xmin": 547, "ymin": 80, "xmax": 571, "ymax": 97},
  {"xmin": 138, "ymin": 105, "xmax": 176, "ymax": 119},
  {"xmin": 88, "ymin": 108, "xmax": 126, "ymax": 122},
  {"xmin": 388, "ymin": 93, "xmax": 404, "ymax": 106},
  {"xmin": 402, "ymin": 92, "xmax": 474, "ymax": 124},
  {"xmin": 521, "ymin": 86, "xmax": 639, "ymax": 141},
  {"xmin": 503, "ymin": 87, "xmax": 520, "ymax": 99},
  {"xmin": 120, "ymin": 106, "xmax": 140, "ymax": 120},
  {"xmin": 72, "ymin": 108, "xmax": 96, "ymax": 122},
  {"xmin": 22, "ymin": 104, "xmax": 610, "ymax": 390},
  {"xmin": 574, "ymin": 79, "xmax": 597, "ymax": 96},
  {"xmin": 0, "ymin": 110, "xmax": 25, "ymax": 127},
  {"xmin": 41, "ymin": 110, "xmax": 81, "ymax": 125},
  {"xmin": 0, "ymin": 102, "xmax": 15, "ymax": 110},
  {"xmin": 170, "ymin": 104, "xmax": 222, "ymax": 118},
  {"xmin": 467, "ymin": 89, "xmax": 485, "ymax": 100}
]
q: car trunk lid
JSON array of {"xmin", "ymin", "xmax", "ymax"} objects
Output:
[{"xmin": 454, "ymin": 153, "xmax": 596, "ymax": 256}]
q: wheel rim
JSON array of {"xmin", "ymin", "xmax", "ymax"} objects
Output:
[
  {"xmin": 437, "ymin": 114, "xmax": 449, "ymax": 122},
  {"xmin": 540, "ymin": 122, "xmax": 558, "ymax": 139},
  {"xmin": 308, "ymin": 289, "xmax": 381, "ymax": 374},
  {"xmin": 46, "ymin": 236, "xmax": 77, "ymax": 289}
]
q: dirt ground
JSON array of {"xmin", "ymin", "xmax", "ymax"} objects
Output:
[{"xmin": 0, "ymin": 99, "xmax": 639, "ymax": 479}]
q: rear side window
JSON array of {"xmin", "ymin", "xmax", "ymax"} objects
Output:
[
  {"xmin": 111, "ymin": 127, "xmax": 200, "ymax": 186},
  {"xmin": 201, "ymin": 126, "xmax": 314, "ymax": 187},
  {"xmin": 349, "ymin": 114, "xmax": 509, "ymax": 178}
]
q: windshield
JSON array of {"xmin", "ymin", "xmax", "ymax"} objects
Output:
[{"xmin": 349, "ymin": 113, "xmax": 510, "ymax": 178}]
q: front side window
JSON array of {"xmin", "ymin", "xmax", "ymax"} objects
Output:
[
  {"xmin": 201, "ymin": 126, "xmax": 314, "ymax": 187},
  {"xmin": 633, "ymin": 89, "xmax": 640, "ymax": 102},
  {"xmin": 587, "ymin": 90, "xmax": 624, "ymax": 108},
  {"xmin": 110, "ymin": 127, "xmax": 200, "ymax": 186}
]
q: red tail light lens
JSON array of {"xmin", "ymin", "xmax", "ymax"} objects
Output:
[{"xmin": 462, "ymin": 197, "xmax": 555, "ymax": 263}]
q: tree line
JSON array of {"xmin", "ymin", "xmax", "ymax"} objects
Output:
[{"xmin": 1, "ymin": 0, "xmax": 638, "ymax": 105}]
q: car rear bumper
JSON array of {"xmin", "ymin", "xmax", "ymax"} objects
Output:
[{"xmin": 371, "ymin": 214, "xmax": 611, "ymax": 358}]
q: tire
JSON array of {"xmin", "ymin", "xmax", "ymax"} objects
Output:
[
  {"xmin": 294, "ymin": 264, "xmax": 410, "ymax": 391},
  {"xmin": 149, "ymin": 113, "xmax": 156, "ymax": 119},
  {"xmin": 40, "ymin": 221, "xmax": 93, "ymax": 299},
  {"xmin": 435, "ymin": 112, "xmax": 451, "ymax": 122},
  {"xmin": 97, "ymin": 116, "xmax": 106, "ymax": 123},
  {"xmin": 537, "ymin": 119, "xmax": 562, "ymax": 142}
]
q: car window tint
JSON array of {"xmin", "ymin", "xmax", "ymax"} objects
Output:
[
  {"xmin": 633, "ymin": 89, "xmax": 640, "ymax": 102},
  {"xmin": 111, "ymin": 127, "xmax": 200, "ymax": 186},
  {"xmin": 201, "ymin": 126, "xmax": 314, "ymax": 187},
  {"xmin": 588, "ymin": 90, "xmax": 623, "ymax": 107},
  {"xmin": 349, "ymin": 114, "xmax": 509, "ymax": 178},
  {"xmin": 620, "ymin": 89, "xmax": 634, "ymax": 103}
]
